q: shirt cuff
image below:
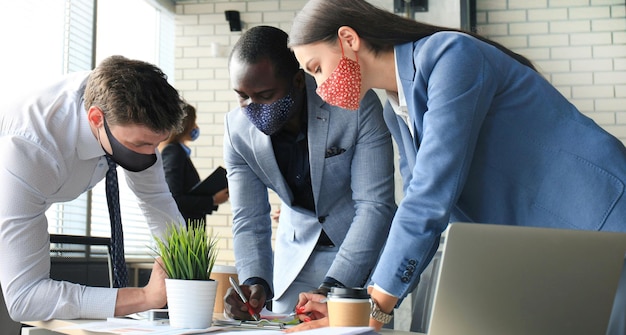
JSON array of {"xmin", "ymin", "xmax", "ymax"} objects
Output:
[
  {"xmin": 321, "ymin": 276, "xmax": 345, "ymax": 289},
  {"xmin": 370, "ymin": 283, "xmax": 398, "ymax": 298},
  {"xmin": 80, "ymin": 287, "xmax": 118, "ymax": 319},
  {"xmin": 243, "ymin": 277, "xmax": 273, "ymax": 300}
]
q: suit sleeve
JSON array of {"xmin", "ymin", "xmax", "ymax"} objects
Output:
[
  {"xmin": 223, "ymin": 114, "xmax": 275, "ymax": 296},
  {"xmin": 325, "ymin": 90, "xmax": 397, "ymax": 287},
  {"xmin": 372, "ymin": 34, "xmax": 499, "ymax": 303}
]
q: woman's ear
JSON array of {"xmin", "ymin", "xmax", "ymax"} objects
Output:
[{"xmin": 337, "ymin": 26, "xmax": 360, "ymax": 53}]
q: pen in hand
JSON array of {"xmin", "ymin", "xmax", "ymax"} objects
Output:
[{"xmin": 229, "ymin": 276, "xmax": 261, "ymax": 321}]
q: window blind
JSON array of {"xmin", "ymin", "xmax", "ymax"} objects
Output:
[{"xmin": 43, "ymin": 0, "xmax": 176, "ymax": 260}]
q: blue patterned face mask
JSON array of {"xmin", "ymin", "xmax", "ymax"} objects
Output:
[
  {"xmin": 242, "ymin": 93, "xmax": 295, "ymax": 135},
  {"xmin": 189, "ymin": 127, "xmax": 200, "ymax": 141}
]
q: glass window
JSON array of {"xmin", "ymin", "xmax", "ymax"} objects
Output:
[
  {"xmin": 0, "ymin": 0, "xmax": 65, "ymax": 93},
  {"xmin": 92, "ymin": 0, "xmax": 176, "ymax": 260},
  {"xmin": 1, "ymin": 0, "xmax": 176, "ymax": 260}
]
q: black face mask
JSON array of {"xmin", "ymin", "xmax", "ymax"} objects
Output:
[{"xmin": 101, "ymin": 118, "xmax": 157, "ymax": 172}]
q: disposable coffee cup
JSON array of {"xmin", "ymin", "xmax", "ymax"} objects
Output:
[
  {"xmin": 327, "ymin": 287, "xmax": 371, "ymax": 327},
  {"xmin": 209, "ymin": 265, "xmax": 238, "ymax": 314}
]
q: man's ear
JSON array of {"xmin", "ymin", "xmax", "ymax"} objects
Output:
[
  {"xmin": 292, "ymin": 69, "xmax": 306, "ymax": 89},
  {"xmin": 337, "ymin": 26, "xmax": 360, "ymax": 53},
  {"xmin": 87, "ymin": 106, "xmax": 104, "ymax": 127}
]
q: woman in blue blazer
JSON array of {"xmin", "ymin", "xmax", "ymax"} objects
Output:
[{"xmin": 287, "ymin": 0, "xmax": 626, "ymax": 332}]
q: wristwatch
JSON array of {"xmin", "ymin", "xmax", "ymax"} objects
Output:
[{"xmin": 370, "ymin": 298, "xmax": 394, "ymax": 324}]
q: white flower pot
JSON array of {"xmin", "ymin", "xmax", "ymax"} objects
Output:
[{"xmin": 165, "ymin": 278, "xmax": 218, "ymax": 328}]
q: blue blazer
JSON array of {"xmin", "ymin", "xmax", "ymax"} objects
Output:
[
  {"xmin": 372, "ymin": 32, "xmax": 626, "ymax": 302},
  {"xmin": 224, "ymin": 75, "xmax": 396, "ymax": 300}
]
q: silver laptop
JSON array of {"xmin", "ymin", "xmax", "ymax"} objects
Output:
[{"xmin": 423, "ymin": 222, "xmax": 626, "ymax": 335}]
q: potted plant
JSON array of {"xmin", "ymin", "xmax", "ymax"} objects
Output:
[{"xmin": 153, "ymin": 221, "xmax": 219, "ymax": 329}]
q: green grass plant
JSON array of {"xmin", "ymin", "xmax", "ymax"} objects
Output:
[{"xmin": 153, "ymin": 221, "xmax": 219, "ymax": 280}]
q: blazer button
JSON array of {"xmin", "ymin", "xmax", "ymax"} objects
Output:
[
  {"xmin": 403, "ymin": 270, "xmax": 412, "ymax": 277},
  {"xmin": 401, "ymin": 276, "xmax": 410, "ymax": 283},
  {"xmin": 408, "ymin": 259, "xmax": 417, "ymax": 266},
  {"xmin": 406, "ymin": 264, "xmax": 416, "ymax": 272},
  {"xmin": 318, "ymin": 216, "xmax": 326, "ymax": 223}
]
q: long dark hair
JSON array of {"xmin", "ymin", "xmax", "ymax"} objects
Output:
[{"xmin": 289, "ymin": 0, "xmax": 535, "ymax": 70}]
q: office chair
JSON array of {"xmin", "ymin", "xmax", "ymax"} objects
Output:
[
  {"xmin": 49, "ymin": 234, "xmax": 114, "ymax": 288},
  {"xmin": 1, "ymin": 235, "xmax": 114, "ymax": 334}
]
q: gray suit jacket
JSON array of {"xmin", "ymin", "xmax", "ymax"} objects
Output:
[{"xmin": 224, "ymin": 75, "xmax": 396, "ymax": 300}]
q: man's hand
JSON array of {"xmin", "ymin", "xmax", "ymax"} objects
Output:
[
  {"xmin": 224, "ymin": 283, "xmax": 266, "ymax": 320},
  {"xmin": 114, "ymin": 258, "xmax": 168, "ymax": 316},
  {"xmin": 142, "ymin": 257, "xmax": 168, "ymax": 308}
]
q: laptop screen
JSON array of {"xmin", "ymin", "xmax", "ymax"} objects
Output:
[{"xmin": 427, "ymin": 223, "xmax": 626, "ymax": 335}]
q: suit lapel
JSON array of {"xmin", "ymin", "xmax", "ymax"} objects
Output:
[
  {"xmin": 395, "ymin": 42, "xmax": 422, "ymax": 152},
  {"xmin": 308, "ymin": 107, "xmax": 329, "ymax": 213},
  {"xmin": 249, "ymin": 126, "xmax": 293, "ymax": 200}
]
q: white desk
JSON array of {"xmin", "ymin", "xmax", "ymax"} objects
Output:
[{"xmin": 22, "ymin": 319, "xmax": 423, "ymax": 335}]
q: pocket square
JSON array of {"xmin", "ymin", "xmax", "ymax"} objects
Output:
[{"xmin": 325, "ymin": 146, "xmax": 346, "ymax": 158}]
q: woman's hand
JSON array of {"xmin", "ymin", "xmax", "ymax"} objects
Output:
[
  {"xmin": 213, "ymin": 188, "xmax": 229, "ymax": 205},
  {"xmin": 368, "ymin": 285, "xmax": 398, "ymax": 331},
  {"xmin": 284, "ymin": 292, "xmax": 329, "ymax": 333},
  {"xmin": 271, "ymin": 207, "xmax": 281, "ymax": 222}
]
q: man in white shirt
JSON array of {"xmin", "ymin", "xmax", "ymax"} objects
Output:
[{"xmin": 0, "ymin": 56, "xmax": 186, "ymax": 321}]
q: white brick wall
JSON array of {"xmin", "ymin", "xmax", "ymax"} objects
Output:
[
  {"xmin": 175, "ymin": 0, "xmax": 626, "ymax": 264},
  {"xmin": 174, "ymin": 0, "xmax": 309, "ymax": 264},
  {"xmin": 477, "ymin": 0, "xmax": 626, "ymax": 144}
]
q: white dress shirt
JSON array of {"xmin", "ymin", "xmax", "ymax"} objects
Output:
[{"xmin": 0, "ymin": 72, "xmax": 183, "ymax": 321}]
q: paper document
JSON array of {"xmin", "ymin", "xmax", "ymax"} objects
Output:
[
  {"xmin": 55, "ymin": 317, "xmax": 377, "ymax": 335},
  {"xmin": 287, "ymin": 327, "xmax": 378, "ymax": 335},
  {"xmin": 55, "ymin": 318, "xmax": 222, "ymax": 334}
]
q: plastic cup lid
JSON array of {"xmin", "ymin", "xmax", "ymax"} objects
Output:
[{"xmin": 327, "ymin": 287, "xmax": 370, "ymax": 299}]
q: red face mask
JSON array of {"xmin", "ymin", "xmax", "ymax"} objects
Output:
[{"xmin": 315, "ymin": 40, "xmax": 362, "ymax": 111}]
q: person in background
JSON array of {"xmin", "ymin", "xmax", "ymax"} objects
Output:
[
  {"xmin": 286, "ymin": 0, "xmax": 626, "ymax": 332},
  {"xmin": 0, "ymin": 55, "xmax": 188, "ymax": 321},
  {"xmin": 160, "ymin": 102, "xmax": 229, "ymax": 224},
  {"xmin": 270, "ymin": 207, "xmax": 280, "ymax": 223},
  {"xmin": 223, "ymin": 25, "xmax": 396, "ymax": 317}
]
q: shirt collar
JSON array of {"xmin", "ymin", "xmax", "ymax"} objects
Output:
[{"xmin": 387, "ymin": 48, "xmax": 409, "ymax": 113}]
